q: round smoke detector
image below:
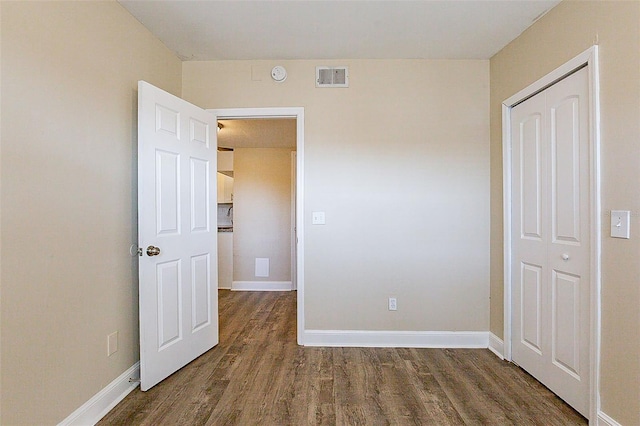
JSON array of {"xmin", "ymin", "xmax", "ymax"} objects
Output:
[{"xmin": 271, "ymin": 65, "xmax": 287, "ymax": 82}]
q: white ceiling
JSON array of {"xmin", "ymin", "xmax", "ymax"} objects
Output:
[{"xmin": 118, "ymin": 0, "xmax": 560, "ymax": 61}]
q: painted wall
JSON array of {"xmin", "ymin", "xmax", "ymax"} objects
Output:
[
  {"xmin": 233, "ymin": 148, "xmax": 294, "ymax": 284},
  {"xmin": 489, "ymin": 1, "xmax": 640, "ymax": 424},
  {"xmin": 0, "ymin": 2, "xmax": 182, "ymax": 424},
  {"xmin": 183, "ymin": 60, "xmax": 490, "ymax": 332}
]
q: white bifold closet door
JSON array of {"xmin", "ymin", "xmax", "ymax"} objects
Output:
[{"xmin": 511, "ymin": 66, "xmax": 590, "ymax": 418}]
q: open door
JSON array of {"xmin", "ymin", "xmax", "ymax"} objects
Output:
[{"xmin": 138, "ymin": 81, "xmax": 218, "ymax": 391}]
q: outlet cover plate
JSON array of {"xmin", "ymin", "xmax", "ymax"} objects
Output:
[
  {"xmin": 108, "ymin": 331, "xmax": 118, "ymax": 357},
  {"xmin": 312, "ymin": 211, "xmax": 325, "ymax": 225},
  {"xmin": 388, "ymin": 297, "xmax": 397, "ymax": 311}
]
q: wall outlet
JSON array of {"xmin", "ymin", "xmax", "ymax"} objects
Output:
[
  {"xmin": 312, "ymin": 211, "xmax": 326, "ymax": 225},
  {"xmin": 388, "ymin": 297, "xmax": 397, "ymax": 311},
  {"xmin": 108, "ymin": 331, "xmax": 118, "ymax": 357}
]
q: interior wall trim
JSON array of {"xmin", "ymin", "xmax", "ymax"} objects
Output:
[
  {"xmin": 232, "ymin": 281, "xmax": 293, "ymax": 291},
  {"xmin": 488, "ymin": 333, "xmax": 505, "ymax": 360},
  {"xmin": 208, "ymin": 106, "xmax": 305, "ymax": 344},
  {"xmin": 57, "ymin": 362, "xmax": 140, "ymax": 426},
  {"xmin": 303, "ymin": 330, "xmax": 489, "ymax": 348},
  {"xmin": 597, "ymin": 411, "xmax": 622, "ymax": 426}
]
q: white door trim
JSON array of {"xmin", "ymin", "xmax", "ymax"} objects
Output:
[
  {"xmin": 502, "ymin": 46, "xmax": 601, "ymax": 422},
  {"xmin": 291, "ymin": 151, "xmax": 297, "ymax": 291},
  {"xmin": 208, "ymin": 107, "xmax": 305, "ymax": 345}
]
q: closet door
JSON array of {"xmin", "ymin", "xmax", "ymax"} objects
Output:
[{"xmin": 511, "ymin": 67, "xmax": 590, "ymax": 417}]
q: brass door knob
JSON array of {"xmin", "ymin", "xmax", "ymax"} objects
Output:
[{"xmin": 146, "ymin": 245, "xmax": 161, "ymax": 256}]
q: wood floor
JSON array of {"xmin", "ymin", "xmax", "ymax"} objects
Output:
[{"xmin": 99, "ymin": 291, "xmax": 587, "ymax": 425}]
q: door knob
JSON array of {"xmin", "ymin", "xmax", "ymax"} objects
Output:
[
  {"xmin": 562, "ymin": 253, "xmax": 570, "ymax": 261},
  {"xmin": 146, "ymin": 245, "xmax": 161, "ymax": 256}
]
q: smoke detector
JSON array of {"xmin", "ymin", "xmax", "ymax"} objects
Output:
[{"xmin": 271, "ymin": 65, "xmax": 287, "ymax": 82}]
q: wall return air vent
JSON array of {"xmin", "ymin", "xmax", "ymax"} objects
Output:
[{"xmin": 316, "ymin": 66, "xmax": 349, "ymax": 88}]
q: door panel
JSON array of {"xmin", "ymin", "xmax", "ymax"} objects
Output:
[
  {"xmin": 551, "ymin": 95, "xmax": 581, "ymax": 244},
  {"xmin": 156, "ymin": 150, "xmax": 180, "ymax": 235},
  {"xmin": 157, "ymin": 260, "xmax": 182, "ymax": 350},
  {"xmin": 139, "ymin": 81, "xmax": 218, "ymax": 391},
  {"xmin": 552, "ymin": 270, "xmax": 580, "ymax": 377},
  {"xmin": 511, "ymin": 67, "xmax": 590, "ymax": 417},
  {"xmin": 190, "ymin": 118, "xmax": 210, "ymax": 147},
  {"xmin": 511, "ymin": 89, "xmax": 547, "ymax": 381},
  {"xmin": 191, "ymin": 254, "xmax": 211, "ymax": 331},
  {"xmin": 521, "ymin": 262, "xmax": 542, "ymax": 353},
  {"xmin": 520, "ymin": 113, "xmax": 543, "ymax": 240},
  {"xmin": 156, "ymin": 104, "xmax": 180, "ymax": 136},
  {"xmin": 190, "ymin": 158, "xmax": 210, "ymax": 233}
]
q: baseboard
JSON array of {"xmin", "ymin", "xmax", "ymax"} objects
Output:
[
  {"xmin": 232, "ymin": 281, "xmax": 292, "ymax": 291},
  {"xmin": 218, "ymin": 286, "xmax": 232, "ymax": 290},
  {"xmin": 488, "ymin": 333, "xmax": 505, "ymax": 360},
  {"xmin": 58, "ymin": 362, "xmax": 140, "ymax": 426},
  {"xmin": 597, "ymin": 411, "xmax": 622, "ymax": 426},
  {"xmin": 303, "ymin": 330, "xmax": 489, "ymax": 348}
]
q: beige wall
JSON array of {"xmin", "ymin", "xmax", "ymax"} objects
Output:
[
  {"xmin": 490, "ymin": 1, "xmax": 640, "ymax": 424},
  {"xmin": 0, "ymin": 2, "xmax": 182, "ymax": 424},
  {"xmin": 183, "ymin": 60, "xmax": 490, "ymax": 331},
  {"xmin": 233, "ymin": 148, "xmax": 293, "ymax": 283}
]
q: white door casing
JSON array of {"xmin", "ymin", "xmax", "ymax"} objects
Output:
[
  {"xmin": 138, "ymin": 81, "xmax": 219, "ymax": 391},
  {"xmin": 291, "ymin": 151, "xmax": 297, "ymax": 291},
  {"xmin": 208, "ymin": 107, "xmax": 305, "ymax": 345},
  {"xmin": 511, "ymin": 67, "xmax": 590, "ymax": 417}
]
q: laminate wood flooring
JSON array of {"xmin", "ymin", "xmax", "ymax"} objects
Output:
[{"xmin": 99, "ymin": 290, "xmax": 587, "ymax": 425}]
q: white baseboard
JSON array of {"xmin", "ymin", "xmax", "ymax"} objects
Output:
[
  {"xmin": 218, "ymin": 286, "xmax": 232, "ymax": 290},
  {"xmin": 303, "ymin": 330, "xmax": 489, "ymax": 348},
  {"xmin": 488, "ymin": 333, "xmax": 505, "ymax": 360},
  {"xmin": 232, "ymin": 281, "xmax": 292, "ymax": 291},
  {"xmin": 58, "ymin": 362, "xmax": 140, "ymax": 426},
  {"xmin": 597, "ymin": 411, "xmax": 622, "ymax": 426}
]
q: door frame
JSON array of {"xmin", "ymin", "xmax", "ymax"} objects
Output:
[
  {"xmin": 501, "ymin": 46, "xmax": 601, "ymax": 421},
  {"xmin": 208, "ymin": 107, "xmax": 305, "ymax": 345},
  {"xmin": 291, "ymin": 151, "xmax": 297, "ymax": 291}
]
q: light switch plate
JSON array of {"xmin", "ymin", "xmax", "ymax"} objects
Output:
[
  {"xmin": 610, "ymin": 210, "xmax": 630, "ymax": 239},
  {"xmin": 312, "ymin": 211, "xmax": 325, "ymax": 225}
]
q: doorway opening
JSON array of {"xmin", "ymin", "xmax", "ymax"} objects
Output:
[{"xmin": 210, "ymin": 107, "xmax": 305, "ymax": 345}]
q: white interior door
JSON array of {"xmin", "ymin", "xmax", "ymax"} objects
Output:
[
  {"xmin": 138, "ymin": 81, "xmax": 218, "ymax": 391},
  {"xmin": 511, "ymin": 67, "xmax": 590, "ymax": 417}
]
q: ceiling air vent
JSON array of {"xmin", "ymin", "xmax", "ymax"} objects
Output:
[{"xmin": 316, "ymin": 66, "xmax": 349, "ymax": 88}]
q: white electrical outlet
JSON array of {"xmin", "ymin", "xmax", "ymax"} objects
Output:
[
  {"xmin": 388, "ymin": 297, "xmax": 397, "ymax": 311},
  {"xmin": 108, "ymin": 331, "xmax": 118, "ymax": 357},
  {"xmin": 312, "ymin": 211, "xmax": 325, "ymax": 225}
]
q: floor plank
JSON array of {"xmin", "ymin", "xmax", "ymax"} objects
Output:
[{"xmin": 99, "ymin": 291, "xmax": 587, "ymax": 425}]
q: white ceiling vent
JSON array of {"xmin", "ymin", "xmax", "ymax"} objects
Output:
[{"xmin": 316, "ymin": 66, "xmax": 349, "ymax": 88}]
